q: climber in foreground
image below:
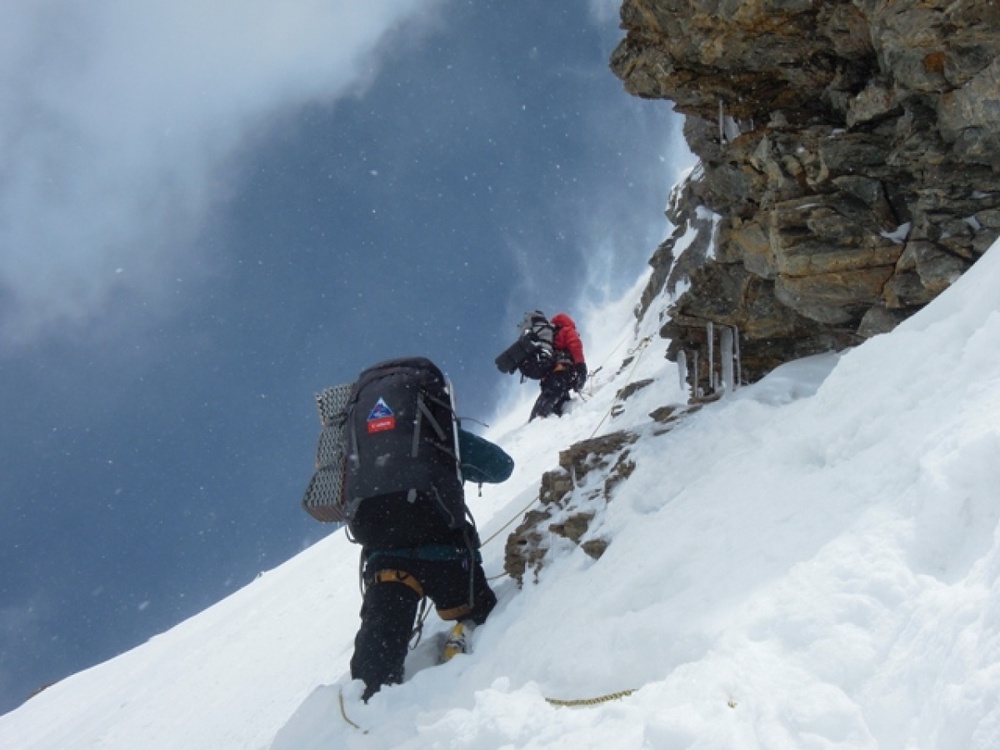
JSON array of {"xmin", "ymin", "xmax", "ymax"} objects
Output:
[
  {"xmin": 494, "ymin": 311, "xmax": 588, "ymax": 421},
  {"xmin": 300, "ymin": 356, "xmax": 514, "ymax": 702}
]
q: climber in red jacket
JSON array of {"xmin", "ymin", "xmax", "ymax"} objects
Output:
[{"xmin": 530, "ymin": 312, "xmax": 587, "ymax": 421}]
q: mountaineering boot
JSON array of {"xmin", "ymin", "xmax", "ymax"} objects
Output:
[{"xmin": 442, "ymin": 621, "xmax": 475, "ymax": 662}]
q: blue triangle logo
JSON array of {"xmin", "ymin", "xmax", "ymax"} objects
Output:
[{"xmin": 368, "ymin": 397, "xmax": 393, "ymax": 420}]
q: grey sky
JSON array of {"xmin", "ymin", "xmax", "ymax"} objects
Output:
[{"xmin": 1, "ymin": 0, "xmax": 445, "ymax": 342}]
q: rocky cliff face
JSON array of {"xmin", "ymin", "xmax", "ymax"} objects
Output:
[{"xmin": 611, "ymin": 0, "xmax": 1000, "ymax": 391}]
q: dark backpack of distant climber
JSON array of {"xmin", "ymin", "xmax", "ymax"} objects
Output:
[{"xmin": 494, "ymin": 310, "xmax": 557, "ymax": 381}]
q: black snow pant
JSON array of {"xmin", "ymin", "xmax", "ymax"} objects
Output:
[
  {"xmin": 530, "ymin": 367, "xmax": 577, "ymax": 421},
  {"xmin": 350, "ymin": 551, "xmax": 496, "ymax": 701}
]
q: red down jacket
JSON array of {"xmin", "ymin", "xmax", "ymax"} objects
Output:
[{"xmin": 550, "ymin": 313, "xmax": 585, "ymax": 365}]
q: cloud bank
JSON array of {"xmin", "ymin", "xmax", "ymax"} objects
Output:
[{"xmin": 0, "ymin": 0, "xmax": 443, "ymax": 345}]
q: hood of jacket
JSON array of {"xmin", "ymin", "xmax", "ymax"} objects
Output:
[{"xmin": 550, "ymin": 313, "xmax": 575, "ymax": 330}]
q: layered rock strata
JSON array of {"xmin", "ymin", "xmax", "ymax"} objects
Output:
[{"xmin": 612, "ymin": 0, "xmax": 1000, "ymax": 388}]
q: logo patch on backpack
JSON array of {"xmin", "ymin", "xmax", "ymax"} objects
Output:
[{"xmin": 367, "ymin": 397, "xmax": 396, "ymax": 433}]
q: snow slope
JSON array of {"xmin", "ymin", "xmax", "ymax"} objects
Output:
[{"xmin": 3, "ymin": 243, "xmax": 1000, "ymax": 749}]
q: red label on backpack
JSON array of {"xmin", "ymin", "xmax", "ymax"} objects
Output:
[{"xmin": 368, "ymin": 416, "xmax": 396, "ymax": 433}]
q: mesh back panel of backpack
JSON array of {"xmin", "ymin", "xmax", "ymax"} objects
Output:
[{"xmin": 302, "ymin": 382, "xmax": 353, "ymax": 522}]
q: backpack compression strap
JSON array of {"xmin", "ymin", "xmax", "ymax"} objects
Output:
[{"xmin": 414, "ymin": 390, "xmax": 459, "ymax": 462}]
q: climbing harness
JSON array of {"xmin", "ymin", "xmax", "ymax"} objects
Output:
[
  {"xmin": 373, "ymin": 568, "xmax": 425, "ymax": 599},
  {"xmin": 362, "ymin": 567, "xmax": 432, "ymax": 649}
]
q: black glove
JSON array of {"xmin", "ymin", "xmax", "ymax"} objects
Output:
[{"xmin": 572, "ymin": 362, "xmax": 588, "ymax": 391}]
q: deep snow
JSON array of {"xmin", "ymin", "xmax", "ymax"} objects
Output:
[{"xmin": 2, "ymin": 241, "xmax": 1000, "ymax": 749}]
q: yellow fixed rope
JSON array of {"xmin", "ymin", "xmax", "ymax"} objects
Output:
[
  {"xmin": 481, "ymin": 493, "xmax": 540, "ymax": 547},
  {"xmin": 544, "ymin": 688, "xmax": 637, "ymax": 707},
  {"xmin": 338, "ymin": 689, "xmax": 368, "ymax": 734},
  {"xmin": 590, "ymin": 332, "xmax": 632, "ymax": 376},
  {"xmin": 587, "ymin": 335, "xmax": 652, "ymax": 440},
  {"xmin": 338, "ymin": 686, "xmax": 638, "ymax": 733}
]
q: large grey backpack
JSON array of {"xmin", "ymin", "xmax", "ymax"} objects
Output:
[{"xmin": 494, "ymin": 311, "xmax": 556, "ymax": 380}]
